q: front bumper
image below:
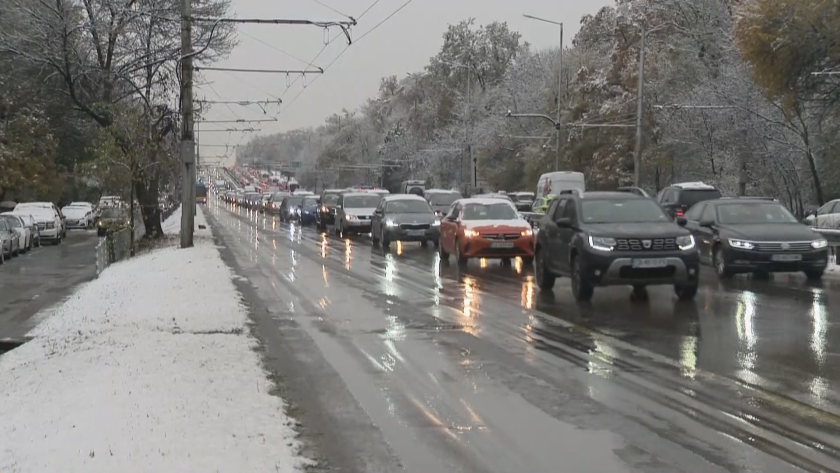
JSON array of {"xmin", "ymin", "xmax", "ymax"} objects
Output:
[
  {"xmin": 580, "ymin": 249, "xmax": 700, "ymax": 286},
  {"xmin": 462, "ymin": 236, "xmax": 535, "ymax": 258},
  {"xmin": 343, "ymin": 219, "xmax": 372, "ymax": 233},
  {"xmin": 38, "ymin": 227, "xmax": 60, "ymax": 239},
  {"xmin": 66, "ymin": 220, "xmax": 88, "ymax": 229},
  {"xmin": 724, "ymin": 247, "xmax": 828, "ymax": 273},
  {"xmin": 384, "ymin": 226, "xmax": 440, "ymax": 242}
]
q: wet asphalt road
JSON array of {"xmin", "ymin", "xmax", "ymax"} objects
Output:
[
  {"xmin": 207, "ymin": 197, "xmax": 840, "ymax": 473},
  {"xmin": 0, "ymin": 231, "xmax": 99, "ymax": 341}
]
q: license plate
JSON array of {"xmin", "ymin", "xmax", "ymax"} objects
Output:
[
  {"xmin": 407, "ymin": 230, "xmax": 425, "ymax": 236},
  {"xmin": 771, "ymin": 254, "xmax": 802, "ymax": 262},
  {"xmin": 491, "ymin": 241, "xmax": 515, "ymax": 249},
  {"xmin": 632, "ymin": 258, "xmax": 668, "ymax": 268}
]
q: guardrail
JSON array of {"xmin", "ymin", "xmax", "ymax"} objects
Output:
[{"xmin": 94, "ymin": 206, "xmax": 178, "ymax": 277}]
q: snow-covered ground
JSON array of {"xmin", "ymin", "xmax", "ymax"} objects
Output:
[{"xmin": 0, "ymin": 207, "xmax": 308, "ymax": 473}]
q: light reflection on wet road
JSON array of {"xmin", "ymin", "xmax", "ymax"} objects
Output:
[{"xmin": 208, "ymin": 199, "xmax": 840, "ymax": 473}]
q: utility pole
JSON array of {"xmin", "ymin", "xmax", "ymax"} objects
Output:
[
  {"xmin": 634, "ymin": 23, "xmax": 646, "ymax": 187},
  {"xmin": 555, "ymin": 24, "xmax": 563, "ymax": 171},
  {"xmin": 180, "ymin": 0, "xmax": 195, "ymax": 248}
]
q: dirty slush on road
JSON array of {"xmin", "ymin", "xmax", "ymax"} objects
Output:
[{"xmin": 206, "ymin": 200, "xmax": 840, "ymax": 473}]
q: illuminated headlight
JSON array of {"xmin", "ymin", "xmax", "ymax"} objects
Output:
[
  {"xmin": 588, "ymin": 236, "xmax": 616, "ymax": 251},
  {"xmin": 321, "ymin": 206, "xmax": 328, "ymax": 212},
  {"xmin": 812, "ymin": 239, "xmax": 828, "ymax": 249},
  {"xmin": 464, "ymin": 229, "xmax": 480, "ymax": 238},
  {"xmin": 728, "ymin": 239, "xmax": 754, "ymax": 250},
  {"xmin": 432, "ymin": 220, "xmax": 441, "ymax": 226},
  {"xmin": 520, "ymin": 229, "xmax": 533, "ymax": 237},
  {"xmin": 385, "ymin": 219, "xmax": 398, "ymax": 227},
  {"xmin": 676, "ymin": 235, "xmax": 695, "ymax": 250},
  {"xmin": 346, "ymin": 215, "xmax": 358, "ymax": 221},
  {"xmin": 98, "ymin": 221, "xmax": 103, "ymax": 227},
  {"xmin": 295, "ymin": 208, "xmax": 301, "ymax": 214}
]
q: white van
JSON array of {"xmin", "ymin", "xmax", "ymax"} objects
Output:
[{"xmin": 535, "ymin": 171, "xmax": 585, "ymax": 198}]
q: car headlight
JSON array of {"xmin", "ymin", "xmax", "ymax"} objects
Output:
[
  {"xmin": 728, "ymin": 239, "xmax": 754, "ymax": 250},
  {"xmin": 588, "ymin": 236, "xmax": 616, "ymax": 251},
  {"xmin": 321, "ymin": 206, "xmax": 328, "ymax": 212},
  {"xmin": 346, "ymin": 215, "xmax": 357, "ymax": 221},
  {"xmin": 385, "ymin": 219, "xmax": 398, "ymax": 227},
  {"xmin": 464, "ymin": 229, "xmax": 480, "ymax": 238},
  {"xmin": 812, "ymin": 238, "xmax": 828, "ymax": 249},
  {"xmin": 98, "ymin": 221, "xmax": 103, "ymax": 227},
  {"xmin": 432, "ymin": 220, "xmax": 441, "ymax": 226},
  {"xmin": 676, "ymin": 235, "xmax": 695, "ymax": 250},
  {"xmin": 520, "ymin": 229, "xmax": 533, "ymax": 237},
  {"xmin": 295, "ymin": 208, "xmax": 301, "ymax": 214}
]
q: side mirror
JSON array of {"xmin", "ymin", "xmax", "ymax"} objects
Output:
[
  {"xmin": 699, "ymin": 218, "xmax": 714, "ymax": 228},
  {"xmin": 809, "ymin": 210, "xmax": 817, "ymax": 217},
  {"xmin": 676, "ymin": 216, "xmax": 687, "ymax": 227},
  {"xmin": 374, "ymin": 209, "xmax": 383, "ymax": 216},
  {"xmin": 554, "ymin": 217, "xmax": 572, "ymax": 227}
]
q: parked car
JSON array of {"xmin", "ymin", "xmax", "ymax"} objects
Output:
[
  {"xmin": 62, "ymin": 205, "xmax": 94, "ymax": 229},
  {"xmin": 804, "ymin": 198, "xmax": 840, "ymax": 229},
  {"xmin": 0, "ymin": 218, "xmax": 19, "ymax": 263},
  {"xmin": 0, "ymin": 214, "xmax": 32, "ymax": 253},
  {"xmin": 7, "ymin": 213, "xmax": 40, "ymax": 248},
  {"xmin": 684, "ymin": 198, "xmax": 828, "ymax": 280},
  {"xmin": 14, "ymin": 202, "xmax": 64, "ymax": 244}
]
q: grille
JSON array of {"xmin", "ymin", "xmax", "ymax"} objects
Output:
[
  {"xmin": 36, "ymin": 223, "xmax": 46, "ymax": 229},
  {"xmin": 483, "ymin": 233, "xmax": 521, "ymax": 241},
  {"xmin": 615, "ymin": 238, "xmax": 677, "ymax": 251},
  {"xmin": 754, "ymin": 241, "xmax": 813, "ymax": 252},
  {"xmin": 67, "ymin": 220, "xmax": 78, "ymax": 225},
  {"xmin": 618, "ymin": 267, "xmax": 676, "ymax": 279},
  {"xmin": 400, "ymin": 223, "xmax": 431, "ymax": 230}
]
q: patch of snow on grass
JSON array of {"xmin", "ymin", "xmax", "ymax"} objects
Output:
[
  {"xmin": 162, "ymin": 204, "xmax": 212, "ymax": 238},
  {"xmin": 0, "ymin": 216, "xmax": 308, "ymax": 473}
]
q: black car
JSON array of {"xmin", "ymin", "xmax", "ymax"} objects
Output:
[
  {"xmin": 278, "ymin": 196, "xmax": 307, "ymax": 222},
  {"xmin": 656, "ymin": 182, "xmax": 722, "ymax": 218},
  {"xmin": 534, "ymin": 192, "xmax": 700, "ymax": 301},
  {"xmin": 371, "ymin": 195, "xmax": 440, "ymax": 247},
  {"xmin": 316, "ymin": 189, "xmax": 343, "ymax": 230},
  {"xmin": 684, "ymin": 198, "xmax": 828, "ymax": 280}
]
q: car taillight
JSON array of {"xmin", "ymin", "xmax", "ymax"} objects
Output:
[{"xmin": 676, "ymin": 210, "xmax": 684, "ymax": 217}]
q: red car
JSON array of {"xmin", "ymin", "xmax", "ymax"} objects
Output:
[{"xmin": 438, "ymin": 198, "xmax": 535, "ymax": 266}]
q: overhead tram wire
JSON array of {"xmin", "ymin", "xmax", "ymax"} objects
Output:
[
  {"xmin": 280, "ymin": 0, "xmax": 385, "ymax": 101},
  {"xmin": 309, "ymin": 0, "xmax": 354, "ymax": 20},
  {"xmin": 281, "ymin": 0, "xmax": 416, "ymax": 111}
]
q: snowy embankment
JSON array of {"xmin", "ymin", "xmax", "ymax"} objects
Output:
[{"xmin": 0, "ymin": 207, "xmax": 308, "ymax": 473}]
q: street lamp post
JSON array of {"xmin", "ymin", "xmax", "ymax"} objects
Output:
[{"xmin": 523, "ymin": 14, "xmax": 563, "ymax": 171}]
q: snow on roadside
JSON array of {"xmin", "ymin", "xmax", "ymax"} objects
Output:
[
  {"xmin": 0, "ymin": 207, "xmax": 308, "ymax": 473},
  {"xmin": 162, "ymin": 204, "xmax": 211, "ymax": 237}
]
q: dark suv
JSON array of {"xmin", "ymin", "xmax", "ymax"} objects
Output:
[
  {"xmin": 534, "ymin": 192, "xmax": 700, "ymax": 301},
  {"xmin": 656, "ymin": 182, "xmax": 722, "ymax": 218},
  {"xmin": 316, "ymin": 189, "xmax": 343, "ymax": 231}
]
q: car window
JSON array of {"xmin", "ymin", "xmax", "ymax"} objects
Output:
[
  {"xmin": 562, "ymin": 199, "xmax": 577, "ymax": 221},
  {"xmin": 701, "ymin": 204, "xmax": 715, "ymax": 222},
  {"xmin": 0, "ymin": 219, "xmax": 7, "ymax": 231},
  {"xmin": 322, "ymin": 194, "xmax": 340, "ymax": 205},
  {"xmin": 462, "ymin": 203, "xmax": 517, "ymax": 220},
  {"xmin": 685, "ymin": 202, "xmax": 705, "ymax": 221},
  {"xmin": 580, "ymin": 199, "xmax": 670, "ymax": 224},
  {"xmin": 6, "ymin": 217, "xmax": 21, "ymax": 228},
  {"xmin": 678, "ymin": 189, "xmax": 722, "ymax": 208},
  {"xmin": 343, "ymin": 195, "xmax": 382, "ymax": 208},
  {"xmin": 386, "ymin": 200, "xmax": 431, "ymax": 213},
  {"xmin": 427, "ymin": 192, "xmax": 461, "ymax": 206},
  {"xmin": 817, "ymin": 201, "xmax": 838, "ymax": 215},
  {"xmin": 717, "ymin": 203, "xmax": 798, "ymax": 225},
  {"xmin": 549, "ymin": 199, "xmax": 566, "ymax": 221},
  {"xmin": 449, "ymin": 204, "xmax": 461, "ymax": 220}
]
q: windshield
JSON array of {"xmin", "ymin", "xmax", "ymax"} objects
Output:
[
  {"xmin": 284, "ymin": 197, "xmax": 304, "ymax": 206},
  {"xmin": 462, "ymin": 203, "xmax": 518, "ymax": 220},
  {"xmin": 63, "ymin": 207, "xmax": 88, "ymax": 216},
  {"xmin": 679, "ymin": 189, "xmax": 722, "ymax": 207},
  {"xmin": 717, "ymin": 203, "xmax": 797, "ymax": 225},
  {"xmin": 101, "ymin": 208, "xmax": 125, "ymax": 219},
  {"xmin": 302, "ymin": 198, "xmax": 318, "ymax": 207},
  {"xmin": 387, "ymin": 200, "xmax": 431, "ymax": 213},
  {"xmin": 428, "ymin": 193, "xmax": 461, "ymax": 206},
  {"xmin": 344, "ymin": 195, "xmax": 382, "ymax": 208},
  {"xmin": 322, "ymin": 194, "xmax": 340, "ymax": 205},
  {"xmin": 581, "ymin": 199, "xmax": 671, "ymax": 224},
  {"xmin": 272, "ymin": 193, "xmax": 288, "ymax": 201}
]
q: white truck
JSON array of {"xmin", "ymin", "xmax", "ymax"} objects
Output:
[{"xmin": 535, "ymin": 171, "xmax": 585, "ymax": 198}]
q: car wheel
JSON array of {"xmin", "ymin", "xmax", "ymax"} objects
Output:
[
  {"xmin": 521, "ymin": 255, "xmax": 534, "ymax": 265},
  {"xmin": 675, "ymin": 282, "xmax": 699, "ymax": 301},
  {"xmin": 805, "ymin": 269, "xmax": 825, "ymax": 281},
  {"xmin": 714, "ymin": 246, "xmax": 732, "ymax": 279},
  {"xmin": 338, "ymin": 221, "xmax": 347, "ymax": 239},
  {"xmin": 0, "ymin": 247, "xmax": 5, "ymax": 264},
  {"xmin": 534, "ymin": 249, "xmax": 555, "ymax": 290},
  {"xmin": 12, "ymin": 244, "xmax": 19, "ymax": 257},
  {"xmin": 371, "ymin": 227, "xmax": 380, "ymax": 246},
  {"xmin": 631, "ymin": 285, "xmax": 649, "ymax": 301},
  {"xmin": 455, "ymin": 239, "xmax": 468, "ymax": 266},
  {"xmin": 571, "ymin": 256, "xmax": 594, "ymax": 302},
  {"xmin": 439, "ymin": 238, "xmax": 450, "ymax": 261},
  {"xmin": 433, "ymin": 239, "xmax": 440, "ymax": 248}
]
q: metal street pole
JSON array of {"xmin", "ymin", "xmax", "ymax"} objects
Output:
[
  {"xmin": 556, "ymin": 23, "xmax": 563, "ymax": 171},
  {"xmin": 634, "ymin": 23, "xmax": 646, "ymax": 187},
  {"xmin": 180, "ymin": 0, "xmax": 195, "ymax": 248}
]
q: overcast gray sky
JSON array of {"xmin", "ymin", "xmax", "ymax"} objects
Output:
[{"xmin": 196, "ymin": 0, "xmax": 612, "ymax": 164}]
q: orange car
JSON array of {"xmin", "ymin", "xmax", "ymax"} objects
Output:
[{"xmin": 438, "ymin": 198, "xmax": 535, "ymax": 265}]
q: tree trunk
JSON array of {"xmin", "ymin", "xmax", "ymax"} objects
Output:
[{"xmin": 134, "ymin": 178, "xmax": 164, "ymax": 238}]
